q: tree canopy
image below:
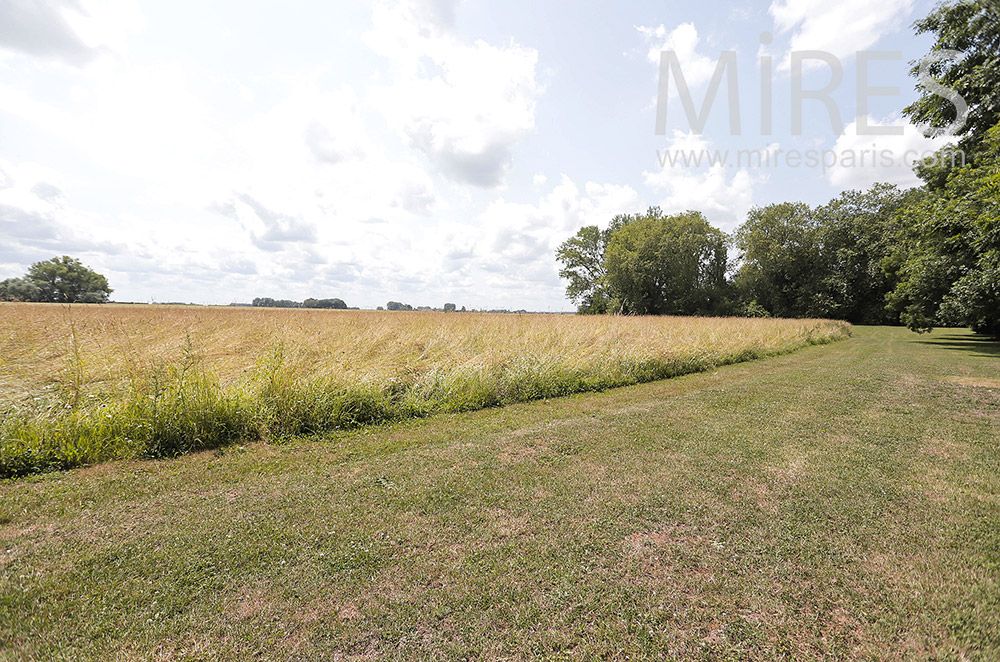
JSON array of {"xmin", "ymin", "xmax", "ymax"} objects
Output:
[
  {"xmin": 903, "ymin": 0, "xmax": 1000, "ymax": 150},
  {"xmin": 555, "ymin": 224, "xmax": 614, "ymax": 314},
  {"xmin": 0, "ymin": 278, "xmax": 42, "ymax": 303},
  {"xmin": 251, "ymin": 297, "xmax": 349, "ymax": 309},
  {"xmin": 556, "ymin": 208, "xmax": 729, "ymax": 317},
  {"xmin": 733, "ymin": 202, "xmax": 819, "ymax": 319},
  {"xmin": 889, "ymin": 125, "xmax": 1000, "ymax": 336},
  {"xmin": 732, "ymin": 186, "xmax": 919, "ymax": 324},
  {"xmin": 887, "ymin": 0, "xmax": 1000, "ymax": 336},
  {"xmin": 604, "ymin": 210, "xmax": 729, "ymax": 316},
  {"xmin": 0, "ymin": 256, "xmax": 112, "ymax": 303},
  {"xmin": 556, "ymin": 177, "xmax": 989, "ymax": 331},
  {"xmin": 303, "ymin": 298, "xmax": 347, "ymax": 310}
]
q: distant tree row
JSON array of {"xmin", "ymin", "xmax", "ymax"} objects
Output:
[
  {"xmin": 251, "ymin": 297, "xmax": 348, "ymax": 309},
  {"xmin": 0, "ymin": 256, "xmax": 112, "ymax": 303},
  {"xmin": 558, "ymin": 0, "xmax": 1000, "ymax": 337},
  {"xmin": 379, "ymin": 302, "xmax": 467, "ymax": 312}
]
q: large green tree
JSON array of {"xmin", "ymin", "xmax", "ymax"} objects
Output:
[
  {"xmin": 604, "ymin": 210, "xmax": 729, "ymax": 316},
  {"xmin": 889, "ymin": 124, "xmax": 1000, "ymax": 336},
  {"xmin": 555, "ymin": 211, "xmax": 650, "ymax": 314},
  {"xmin": 903, "ymin": 0, "xmax": 1000, "ymax": 151},
  {"xmin": 812, "ymin": 185, "xmax": 922, "ymax": 324},
  {"xmin": 733, "ymin": 203, "xmax": 821, "ymax": 318},
  {"xmin": 888, "ymin": 0, "xmax": 1000, "ymax": 336},
  {"xmin": 24, "ymin": 256, "xmax": 112, "ymax": 303},
  {"xmin": 555, "ymin": 225, "xmax": 613, "ymax": 314}
]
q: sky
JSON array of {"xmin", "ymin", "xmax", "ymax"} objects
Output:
[{"xmin": 0, "ymin": 0, "xmax": 953, "ymax": 310}]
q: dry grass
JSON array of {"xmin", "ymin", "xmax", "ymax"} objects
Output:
[
  {"xmin": 0, "ymin": 303, "xmax": 848, "ymax": 398},
  {"xmin": 0, "ymin": 303, "xmax": 850, "ymax": 476}
]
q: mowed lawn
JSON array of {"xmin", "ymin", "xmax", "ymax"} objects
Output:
[{"xmin": 1, "ymin": 326, "xmax": 998, "ymax": 661}]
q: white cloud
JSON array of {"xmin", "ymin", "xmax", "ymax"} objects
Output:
[
  {"xmin": 425, "ymin": 176, "xmax": 639, "ymax": 307},
  {"xmin": 365, "ymin": 0, "xmax": 541, "ymax": 188},
  {"xmin": 0, "ymin": 158, "xmax": 127, "ymax": 270},
  {"xmin": 0, "ymin": 0, "xmax": 93, "ymax": 64},
  {"xmin": 225, "ymin": 82, "xmax": 373, "ymax": 191},
  {"xmin": 67, "ymin": 0, "xmax": 145, "ymax": 55},
  {"xmin": 303, "ymin": 86, "xmax": 368, "ymax": 166},
  {"xmin": 234, "ymin": 194, "xmax": 318, "ymax": 250},
  {"xmin": 644, "ymin": 132, "xmax": 755, "ymax": 230},
  {"xmin": 769, "ymin": 0, "xmax": 914, "ymax": 69},
  {"xmin": 0, "ymin": 61, "xmax": 219, "ymax": 201},
  {"xmin": 635, "ymin": 22, "xmax": 717, "ymax": 86},
  {"xmin": 825, "ymin": 117, "xmax": 952, "ymax": 189},
  {"xmin": 0, "ymin": 0, "xmax": 144, "ymax": 64}
]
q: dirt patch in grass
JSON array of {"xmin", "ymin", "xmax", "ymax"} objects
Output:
[
  {"xmin": 732, "ymin": 476, "xmax": 779, "ymax": 514},
  {"xmin": 918, "ymin": 437, "xmax": 971, "ymax": 461},
  {"xmin": 490, "ymin": 509, "xmax": 532, "ymax": 538},
  {"xmin": 917, "ymin": 469, "xmax": 965, "ymax": 504},
  {"xmin": 0, "ymin": 520, "xmax": 56, "ymax": 543},
  {"xmin": 0, "ymin": 523, "xmax": 32, "ymax": 542},
  {"xmin": 497, "ymin": 437, "xmax": 552, "ymax": 464},
  {"xmin": 232, "ymin": 582, "xmax": 277, "ymax": 622},
  {"xmin": 766, "ymin": 448, "xmax": 811, "ymax": 485},
  {"xmin": 858, "ymin": 549, "xmax": 922, "ymax": 589},
  {"xmin": 533, "ymin": 487, "xmax": 554, "ymax": 499},
  {"xmin": 335, "ymin": 602, "xmax": 362, "ymax": 622},
  {"xmin": 624, "ymin": 523, "xmax": 726, "ymax": 579},
  {"xmin": 944, "ymin": 376, "xmax": 1000, "ymax": 389},
  {"xmin": 627, "ymin": 523, "xmax": 708, "ymax": 551}
]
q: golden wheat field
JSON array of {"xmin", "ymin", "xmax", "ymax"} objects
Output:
[{"xmin": 0, "ymin": 303, "xmax": 850, "ymax": 476}]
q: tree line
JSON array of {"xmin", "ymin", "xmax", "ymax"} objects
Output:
[
  {"xmin": 380, "ymin": 302, "xmax": 468, "ymax": 312},
  {"xmin": 251, "ymin": 297, "xmax": 349, "ymax": 309},
  {"xmin": 558, "ymin": 0, "xmax": 1000, "ymax": 337}
]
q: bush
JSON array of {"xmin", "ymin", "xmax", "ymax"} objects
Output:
[{"xmin": 740, "ymin": 300, "xmax": 772, "ymax": 318}]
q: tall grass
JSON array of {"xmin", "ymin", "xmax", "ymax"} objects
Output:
[{"xmin": 0, "ymin": 304, "xmax": 851, "ymax": 477}]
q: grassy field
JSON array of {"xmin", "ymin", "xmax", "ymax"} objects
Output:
[
  {"xmin": 0, "ymin": 304, "xmax": 848, "ymax": 477},
  {"xmin": 1, "ymin": 325, "xmax": 997, "ymax": 660}
]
